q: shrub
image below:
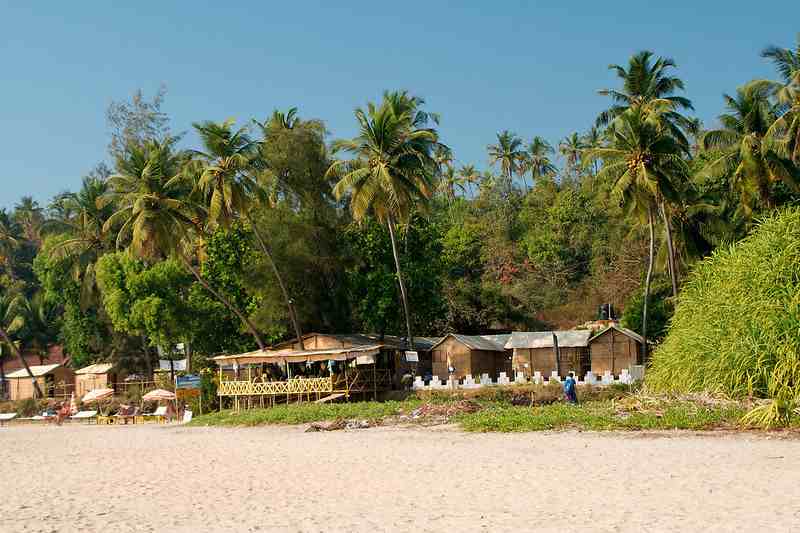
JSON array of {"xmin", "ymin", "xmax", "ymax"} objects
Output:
[{"xmin": 647, "ymin": 208, "xmax": 800, "ymax": 425}]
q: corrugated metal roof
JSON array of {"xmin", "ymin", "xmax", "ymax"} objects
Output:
[
  {"xmin": 431, "ymin": 334, "xmax": 507, "ymax": 352},
  {"xmin": 75, "ymin": 363, "xmax": 113, "ymax": 375},
  {"xmin": 6, "ymin": 364, "xmax": 62, "ymax": 379},
  {"xmin": 505, "ymin": 330, "xmax": 592, "ymax": 349},
  {"xmin": 590, "ymin": 325, "xmax": 645, "ymax": 345}
]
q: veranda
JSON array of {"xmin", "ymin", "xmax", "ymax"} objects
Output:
[{"xmin": 213, "ymin": 345, "xmax": 394, "ymax": 411}]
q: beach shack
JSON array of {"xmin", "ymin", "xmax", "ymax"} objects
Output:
[
  {"xmin": 74, "ymin": 363, "xmax": 126, "ymax": 397},
  {"xmin": 506, "ymin": 331, "xmax": 591, "ymax": 379},
  {"xmin": 428, "ymin": 334, "xmax": 511, "ymax": 380},
  {"xmin": 588, "ymin": 325, "xmax": 644, "ymax": 375},
  {"xmin": 6, "ymin": 364, "xmax": 75, "ymax": 400},
  {"xmin": 212, "ymin": 333, "xmax": 422, "ymax": 410}
]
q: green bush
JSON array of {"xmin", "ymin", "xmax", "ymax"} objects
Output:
[{"xmin": 647, "ymin": 208, "xmax": 800, "ymax": 425}]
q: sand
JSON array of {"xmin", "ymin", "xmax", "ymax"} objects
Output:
[{"xmin": 0, "ymin": 424, "xmax": 798, "ymax": 532}]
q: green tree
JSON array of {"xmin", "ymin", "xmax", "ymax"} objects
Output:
[
  {"xmin": 488, "ymin": 130, "xmax": 524, "ymax": 191},
  {"xmin": 0, "ymin": 290, "xmax": 43, "ymax": 397},
  {"xmin": 761, "ymin": 34, "xmax": 800, "ymax": 164},
  {"xmin": 328, "ymin": 91, "xmax": 440, "ymax": 347},
  {"xmin": 522, "ymin": 136, "xmax": 557, "ymax": 186},
  {"xmin": 585, "ymin": 103, "xmax": 688, "ymax": 351},
  {"xmin": 102, "ymin": 137, "xmax": 267, "ymax": 350},
  {"xmin": 701, "ymin": 82, "xmax": 797, "ymax": 215}
]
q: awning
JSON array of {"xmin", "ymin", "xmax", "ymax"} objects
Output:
[{"xmin": 212, "ymin": 345, "xmax": 384, "ymax": 366}]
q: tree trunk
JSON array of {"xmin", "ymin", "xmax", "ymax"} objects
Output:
[
  {"xmin": 386, "ymin": 216, "xmax": 414, "ymax": 352},
  {"xmin": 659, "ymin": 202, "xmax": 679, "ymax": 298},
  {"xmin": 0, "ymin": 325, "xmax": 43, "ymax": 398},
  {"xmin": 246, "ymin": 213, "xmax": 304, "ymax": 350},
  {"xmin": 641, "ymin": 206, "xmax": 656, "ymax": 362},
  {"xmin": 178, "ymin": 253, "xmax": 266, "ymax": 351},
  {"xmin": 141, "ymin": 335, "xmax": 153, "ymax": 379}
]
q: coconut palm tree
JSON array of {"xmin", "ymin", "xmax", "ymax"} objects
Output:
[
  {"xmin": 488, "ymin": 131, "xmax": 524, "ymax": 191},
  {"xmin": 458, "ymin": 164, "xmax": 480, "ymax": 197},
  {"xmin": 559, "ymin": 132, "xmax": 585, "ymax": 181},
  {"xmin": 0, "ymin": 210, "xmax": 19, "ymax": 274},
  {"xmin": 522, "ymin": 136, "xmax": 557, "ymax": 186},
  {"xmin": 0, "ymin": 292, "xmax": 43, "ymax": 398},
  {"xmin": 43, "ymin": 177, "xmax": 114, "ymax": 308},
  {"xmin": 585, "ymin": 103, "xmax": 688, "ymax": 350},
  {"xmin": 13, "ymin": 292, "xmax": 60, "ymax": 364},
  {"xmin": 761, "ymin": 34, "xmax": 800, "ymax": 163},
  {"xmin": 102, "ymin": 137, "xmax": 267, "ymax": 350},
  {"xmin": 12, "ymin": 196, "xmax": 45, "ymax": 245},
  {"xmin": 189, "ymin": 119, "xmax": 304, "ymax": 348},
  {"xmin": 701, "ymin": 82, "xmax": 797, "ymax": 215},
  {"xmin": 327, "ymin": 91, "xmax": 440, "ymax": 349},
  {"xmin": 597, "ymin": 50, "xmax": 695, "ymax": 149}
]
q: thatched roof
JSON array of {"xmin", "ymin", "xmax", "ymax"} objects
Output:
[
  {"xmin": 6, "ymin": 364, "xmax": 62, "ymax": 378},
  {"xmin": 212, "ymin": 344, "xmax": 384, "ymax": 366},
  {"xmin": 270, "ymin": 332, "xmax": 438, "ymax": 352},
  {"xmin": 505, "ymin": 331, "xmax": 592, "ymax": 349},
  {"xmin": 75, "ymin": 363, "xmax": 114, "ymax": 375}
]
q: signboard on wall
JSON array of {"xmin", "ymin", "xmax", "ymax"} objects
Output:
[
  {"xmin": 404, "ymin": 351, "xmax": 419, "ymax": 362},
  {"xmin": 176, "ymin": 375, "xmax": 201, "ymax": 389}
]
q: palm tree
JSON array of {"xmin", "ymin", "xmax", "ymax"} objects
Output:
[
  {"xmin": 701, "ymin": 82, "xmax": 797, "ymax": 215},
  {"xmin": 43, "ymin": 177, "xmax": 114, "ymax": 307},
  {"xmin": 582, "ymin": 127, "xmax": 604, "ymax": 177},
  {"xmin": 0, "ymin": 210, "xmax": 19, "ymax": 274},
  {"xmin": 190, "ymin": 119, "xmax": 304, "ymax": 349},
  {"xmin": 14, "ymin": 292, "xmax": 60, "ymax": 364},
  {"xmin": 458, "ymin": 164, "xmax": 480, "ymax": 197},
  {"xmin": 585, "ymin": 103, "xmax": 688, "ymax": 349},
  {"xmin": 0, "ymin": 292, "xmax": 43, "ymax": 398},
  {"xmin": 762, "ymin": 34, "xmax": 800, "ymax": 163},
  {"xmin": 559, "ymin": 132, "xmax": 585, "ymax": 180},
  {"xmin": 522, "ymin": 136, "xmax": 557, "ymax": 186},
  {"xmin": 102, "ymin": 137, "xmax": 267, "ymax": 350},
  {"xmin": 12, "ymin": 196, "xmax": 44, "ymax": 245},
  {"xmin": 597, "ymin": 50, "xmax": 695, "ymax": 149},
  {"xmin": 327, "ymin": 91, "xmax": 440, "ymax": 349},
  {"xmin": 488, "ymin": 131, "xmax": 524, "ymax": 191}
]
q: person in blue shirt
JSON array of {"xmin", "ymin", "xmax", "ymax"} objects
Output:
[{"xmin": 563, "ymin": 372, "xmax": 578, "ymax": 404}]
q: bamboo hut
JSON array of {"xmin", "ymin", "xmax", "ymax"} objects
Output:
[
  {"xmin": 428, "ymin": 334, "xmax": 511, "ymax": 380},
  {"xmin": 74, "ymin": 363, "xmax": 126, "ymax": 397},
  {"xmin": 506, "ymin": 331, "xmax": 591, "ymax": 379},
  {"xmin": 588, "ymin": 325, "xmax": 644, "ymax": 375},
  {"xmin": 6, "ymin": 364, "xmax": 75, "ymax": 400},
  {"xmin": 212, "ymin": 332, "xmax": 427, "ymax": 409}
]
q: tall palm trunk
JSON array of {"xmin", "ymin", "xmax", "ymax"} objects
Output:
[
  {"xmin": 386, "ymin": 216, "xmax": 414, "ymax": 350},
  {"xmin": 659, "ymin": 202, "xmax": 679, "ymax": 298},
  {"xmin": 246, "ymin": 213, "xmax": 304, "ymax": 350},
  {"xmin": 641, "ymin": 206, "xmax": 656, "ymax": 362},
  {"xmin": 0, "ymin": 325, "xmax": 43, "ymax": 398},
  {"xmin": 178, "ymin": 253, "xmax": 266, "ymax": 351}
]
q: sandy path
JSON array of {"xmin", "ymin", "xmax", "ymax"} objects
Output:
[{"xmin": 0, "ymin": 424, "xmax": 797, "ymax": 532}]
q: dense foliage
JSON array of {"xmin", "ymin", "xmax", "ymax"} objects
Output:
[
  {"xmin": 647, "ymin": 208, "xmax": 800, "ymax": 403},
  {"xmin": 2, "ymin": 35, "xmax": 800, "ymax": 393}
]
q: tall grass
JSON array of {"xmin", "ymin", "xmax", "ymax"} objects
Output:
[{"xmin": 647, "ymin": 208, "xmax": 800, "ymax": 425}]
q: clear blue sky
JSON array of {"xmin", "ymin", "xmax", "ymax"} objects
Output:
[{"xmin": 2, "ymin": 1, "xmax": 798, "ymax": 208}]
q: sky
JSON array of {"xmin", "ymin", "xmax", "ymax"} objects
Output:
[{"xmin": 2, "ymin": 1, "xmax": 799, "ymax": 209}]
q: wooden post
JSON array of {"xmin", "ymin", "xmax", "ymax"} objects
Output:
[
  {"xmin": 343, "ymin": 359, "xmax": 349, "ymax": 401},
  {"xmin": 372, "ymin": 363, "xmax": 377, "ymax": 401},
  {"xmin": 553, "ymin": 332, "xmax": 561, "ymax": 377}
]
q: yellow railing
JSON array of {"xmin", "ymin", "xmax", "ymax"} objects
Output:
[{"xmin": 218, "ymin": 377, "xmax": 333, "ymax": 397}]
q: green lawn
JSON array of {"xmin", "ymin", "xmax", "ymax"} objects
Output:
[
  {"xmin": 456, "ymin": 400, "xmax": 747, "ymax": 432},
  {"xmin": 189, "ymin": 393, "xmax": 750, "ymax": 432},
  {"xmin": 189, "ymin": 399, "xmax": 423, "ymax": 427}
]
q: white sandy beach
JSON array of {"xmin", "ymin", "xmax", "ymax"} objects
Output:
[{"xmin": 0, "ymin": 424, "xmax": 798, "ymax": 532}]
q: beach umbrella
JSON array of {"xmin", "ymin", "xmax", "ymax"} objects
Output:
[
  {"xmin": 82, "ymin": 388, "xmax": 115, "ymax": 403},
  {"xmin": 142, "ymin": 388, "xmax": 176, "ymax": 402}
]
